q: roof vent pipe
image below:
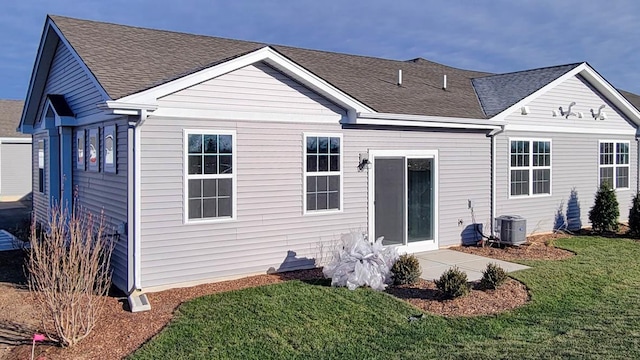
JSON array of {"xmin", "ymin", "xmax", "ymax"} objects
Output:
[
  {"xmin": 397, "ymin": 69, "xmax": 403, "ymax": 86},
  {"xmin": 443, "ymin": 74, "xmax": 447, "ymax": 90}
]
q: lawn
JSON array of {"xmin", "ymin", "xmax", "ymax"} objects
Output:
[{"xmin": 129, "ymin": 237, "xmax": 640, "ymax": 359}]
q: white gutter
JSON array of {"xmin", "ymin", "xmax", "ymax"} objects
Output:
[{"xmin": 356, "ymin": 112, "xmax": 505, "ymax": 130}]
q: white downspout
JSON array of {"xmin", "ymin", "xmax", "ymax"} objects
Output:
[
  {"xmin": 489, "ymin": 126, "xmax": 505, "ymax": 236},
  {"xmin": 134, "ymin": 109, "xmax": 147, "ymax": 290}
]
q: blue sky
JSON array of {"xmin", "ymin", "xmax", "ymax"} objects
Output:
[{"xmin": 1, "ymin": 0, "xmax": 639, "ymax": 100}]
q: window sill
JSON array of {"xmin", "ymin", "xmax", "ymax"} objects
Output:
[
  {"xmin": 303, "ymin": 209, "xmax": 343, "ymax": 216},
  {"xmin": 508, "ymin": 193, "xmax": 552, "ymax": 200},
  {"xmin": 184, "ymin": 216, "xmax": 236, "ymax": 225}
]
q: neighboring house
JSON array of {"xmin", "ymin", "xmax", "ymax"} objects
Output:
[
  {"xmin": 18, "ymin": 15, "xmax": 640, "ymax": 308},
  {"xmin": 0, "ymin": 100, "xmax": 31, "ymax": 202}
]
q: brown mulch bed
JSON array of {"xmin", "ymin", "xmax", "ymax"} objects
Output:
[
  {"xmin": 451, "ymin": 232, "xmax": 576, "ymax": 261},
  {"xmin": 387, "ymin": 278, "xmax": 529, "ymax": 317},
  {"xmin": 4, "ymin": 232, "xmax": 580, "ymax": 359}
]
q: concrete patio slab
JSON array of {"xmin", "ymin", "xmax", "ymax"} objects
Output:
[{"xmin": 415, "ymin": 249, "xmax": 529, "ymax": 282}]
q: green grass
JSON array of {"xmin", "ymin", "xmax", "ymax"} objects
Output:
[{"xmin": 129, "ymin": 237, "xmax": 640, "ymax": 359}]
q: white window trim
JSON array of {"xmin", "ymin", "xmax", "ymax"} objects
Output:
[
  {"xmin": 183, "ymin": 129, "xmax": 237, "ymax": 224},
  {"xmin": 303, "ymin": 132, "xmax": 344, "ymax": 215},
  {"xmin": 508, "ymin": 138, "xmax": 552, "ymax": 199},
  {"xmin": 598, "ymin": 140, "xmax": 631, "ymax": 191}
]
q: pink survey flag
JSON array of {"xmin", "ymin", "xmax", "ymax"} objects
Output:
[{"xmin": 32, "ymin": 334, "xmax": 46, "ymax": 342}]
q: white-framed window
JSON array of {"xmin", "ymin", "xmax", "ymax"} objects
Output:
[
  {"xmin": 37, "ymin": 139, "xmax": 45, "ymax": 193},
  {"xmin": 304, "ymin": 133, "xmax": 342, "ymax": 213},
  {"xmin": 599, "ymin": 140, "xmax": 629, "ymax": 189},
  {"xmin": 509, "ymin": 139, "xmax": 551, "ymax": 197},
  {"xmin": 184, "ymin": 130, "xmax": 236, "ymax": 222}
]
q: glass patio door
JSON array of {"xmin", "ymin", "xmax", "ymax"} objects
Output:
[{"xmin": 372, "ymin": 152, "xmax": 437, "ymax": 252}]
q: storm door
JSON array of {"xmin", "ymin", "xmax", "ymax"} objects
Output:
[{"xmin": 371, "ymin": 151, "xmax": 437, "ymax": 252}]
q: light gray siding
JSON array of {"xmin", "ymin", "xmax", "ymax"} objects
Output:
[
  {"xmin": 496, "ymin": 131, "xmax": 637, "ymax": 234},
  {"xmin": 158, "ymin": 62, "xmax": 346, "ymax": 122},
  {"xmin": 506, "ymin": 75, "xmax": 635, "ymax": 132},
  {"xmin": 0, "ymin": 142, "xmax": 32, "ymax": 201},
  {"xmin": 73, "ymin": 118, "xmax": 129, "ymax": 290},
  {"xmin": 36, "ymin": 40, "xmax": 104, "ymax": 121},
  {"xmin": 139, "ymin": 63, "xmax": 491, "ymax": 288},
  {"xmin": 497, "ymin": 75, "xmax": 639, "ymax": 234}
]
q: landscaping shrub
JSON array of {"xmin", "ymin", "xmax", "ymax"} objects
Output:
[
  {"xmin": 480, "ymin": 263, "xmax": 508, "ymax": 290},
  {"xmin": 391, "ymin": 254, "xmax": 421, "ymax": 285},
  {"xmin": 27, "ymin": 202, "xmax": 115, "ymax": 347},
  {"xmin": 588, "ymin": 181, "xmax": 619, "ymax": 233},
  {"xmin": 629, "ymin": 192, "xmax": 640, "ymax": 238},
  {"xmin": 435, "ymin": 267, "xmax": 469, "ymax": 299}
]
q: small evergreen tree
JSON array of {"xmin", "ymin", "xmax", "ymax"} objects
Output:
[
  {"xmin": 588, "ymin": 181, "xmax": 619, "ymax": 233},
  {"xmin": 628, "ymin": 192, "xmax": 640, "ymax": 237}
]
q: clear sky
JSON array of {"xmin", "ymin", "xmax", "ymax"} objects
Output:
[{"xmin": 1, "ymin": 0, "xmax": 639, "ymax": 100}]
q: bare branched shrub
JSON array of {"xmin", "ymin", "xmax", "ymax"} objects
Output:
[{"xmin": 27, "ymin": 202, "xmax": 115, "ymax": 347}]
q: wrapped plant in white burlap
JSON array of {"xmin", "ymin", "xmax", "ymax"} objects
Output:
[{"xmin": 323, "ymin": 232, "xmax": 398, "ymax": 291}]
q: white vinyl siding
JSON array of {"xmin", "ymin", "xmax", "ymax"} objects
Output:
[
  {"xmin": 303, "ymin": 133, "xmax": 342, "ymax": 214},
  {"xmin": 599, "ymin": 140, "xmax": 629, "ymax": 189},
  {"xmin": 184, "ymin": 130, "xmax": 237, "ymax": 222},
  {"xmin": 138, "ymin": 62, "xmax": 492, "ymax": 289},
  {"xmin": 0, "ymin": 142, "xmax": 32, "ymax": 200},
  {"xmin": 497, "ymin": 131, "xmax": 637, "ymax": 234},
  {"xmin": 509, "ymin": 139, "xmax": 551, "ymax": 197}
]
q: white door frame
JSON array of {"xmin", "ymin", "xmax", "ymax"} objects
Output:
[{"xmin": 368, "ymin": 149, "xmax": 439, "ymax": 253}]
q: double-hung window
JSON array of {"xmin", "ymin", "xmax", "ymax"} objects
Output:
[
  {"xmin": 599, "ymin": 141, "xmax": 629, "ymax": 189},
  {"xmin": 304, "ymin": 134, "xmax": 342, "ymax": 213},
  {"xmin": 185, "ymin": 131, "xmax": 236, "ymax": 221},
  {"xmin": 509, "ymin": 139, "xmax": 551, "ymax": 197}
]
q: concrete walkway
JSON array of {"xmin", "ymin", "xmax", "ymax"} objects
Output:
[{"xmin": 415, "ymin": 249, "xmax": 529, "ymax": 281}]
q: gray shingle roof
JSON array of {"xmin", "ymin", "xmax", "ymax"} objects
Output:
[
  {"xmin": 50, "ymin": 15, "xmax": 489, "ymax": 119},
  {"xmin": 46, "ymin": 16, "xmax": 639, "ymax": 121},
  {"xmin": 619, "ymin": 89, "xmax": 640, "ymax": 112},
  {"xmin": 0, "ymin": 100, "xmax": 27, "ymax": 138},
  {"xmin": 472, "ymin": 64, "xmax": 581, "ymax": 117}
]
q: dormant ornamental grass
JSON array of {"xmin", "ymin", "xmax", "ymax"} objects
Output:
[{"xmin": 27, "ymin": 202, "xmax": 115, "ymax": 347}]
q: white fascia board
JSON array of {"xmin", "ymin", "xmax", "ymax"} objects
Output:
[
  {"xmin": 356, "ymin": 112, "xmax": 504, "ymax": 130},
  {"xmin": 20, "ymin": 18, "xmax": 112, "ymax": 133},
  {"xmin": 504, "ymin": 124, "xmax": 636, "ymax": 136},
  {"xmin": 19, "ymin": 22, "xmax": 55, "ymax": 133},
  {"xmin": 115, "ymin": 47, "xmax": 373, "ymax": 115},
  {"xmin": 492, "ymin": 63, "xmax": 640, "ymax": 127},
  {"xmin": 578, "ymin": 66, "xmax": 640, "ymax": 125}
]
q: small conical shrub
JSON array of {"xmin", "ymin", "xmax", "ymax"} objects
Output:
[
  {"xmin": 629, "ymin": 192, "xmax": 640, "ymax": 237},
  {"xmin": 588, "ymin": 181, "xmax": 619, "ymax": 233},
  {"xmin": 391, "ymin": 254, "xmax": 421, "ymax": 285},
  {"xmin": 480, "ymin": 263, "xmax": 508, "ymax": 290},
  {"xmin": 435, "ymin": 267, "xmax": 469, "ymax": 299}
]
